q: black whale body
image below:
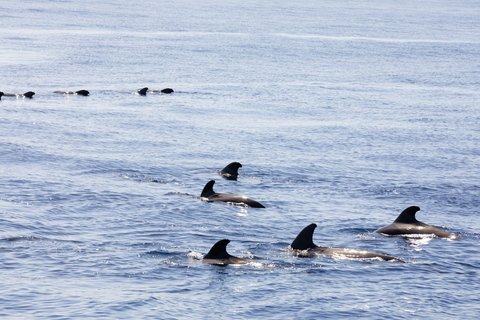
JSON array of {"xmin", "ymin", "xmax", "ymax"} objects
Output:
[
  {"xmin": 290, "ymin": 223, "xmax": 404, "ymax": 262},
  {"xmin": 54, "ymin": 90, "xmax": 89, "ymax": 96},
  {"xmin": 147, "ymin": 88, "xmax": 174, "ymax": 94},
  {"xmin": 3, "ymin": 91, "xmax": 35, "ymax": 98},
  {"xmin": 375, "ymin": 206, "xmax": 457, "ymax": 239},
  {"xmin": 200, "ymin": 180, "xmax": 265, "ymax": 208},
  {"xmin": 220, "ymin": 162, "xmax": 242, "ymax": 180},
  {"xmin": 202, "ymin": 239, "xmax": 251, "ymax": 266}
]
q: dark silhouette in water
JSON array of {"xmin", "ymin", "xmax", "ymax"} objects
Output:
[
  {"xmin": 290, "ymin": 223, "xmax": 404, "ymax": 262},
  {"xmin": 220, "ymin": 162, "xmax": 242, "ymax": 180},
  {"xmin": 54, "ymin": 90, "xmax": 90, "ymax": 96},
  {"xmin": 202, "ymin": 239, "xmax": 251, "ymax": 266},
  {"xmin": 147, "ymin": 88, "xmax": 174, "ymax": 94},
  {"xmin": 3, "ymin": 91, "xmax": 35, "ymax": 98},
  {"xmin": 375, "ymin": 206, "xmax": 457, "ymax": 239},
  {"xmin": 200, "ymin": 180, "xmax": 265, "ymax": 208}
]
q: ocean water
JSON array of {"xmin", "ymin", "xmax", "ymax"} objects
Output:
[{"xmin": 1, "ymin": 0, "xmax": 480, "ymax": 319}]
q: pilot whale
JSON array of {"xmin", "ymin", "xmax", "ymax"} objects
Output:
[
  {"xmin": 200, "ymin": 180, "xmax": 265, "ymax": 208},
  {"xmin": 290, "ymin": 223, "xmax": 404, "ymax": 262},
  {"xmin": 0, "ymin": 92, "xmax": 3, "ymax": 99},
  {"xmin": 147, "ymin": 88, "xmax": 174, "ymax": 94},
  {"xmin": 375, "ymin": 206, "xmax": 457, "ymax": 239},
  {"xmin": 54, "ymin": 90, "xmax": 89, "ymax": 96},
  {"xmin": 122, "ymin": 87, "xmax": 148, "ymax": 95},
  {"xmin": 3, "ymin": 91, "xmax": 35, "ymax": 98},
  {"xmin": 220, "ymin": 162, "xmax": 242, "ymax": 180},
  {"xmin": 202, "ymin": 239, "xmax": 251, "ymax": 266}
]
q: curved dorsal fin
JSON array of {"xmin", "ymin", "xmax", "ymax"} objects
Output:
[
  {"xmin": 394, "ymin": 206, "xmax": 420, "ymax": 223},
  {"xmin": 201, "ymin": 180, "xmax": 216, "ymax": 198},
  {"xmin": 138, "ymin": 87, "xmax": 148, "ymax": 95},
  {"xmin": 204, "ymin": 239, "xmax": 232, "ymax": 259},
  {"xmin": 290, "ymin": 223, "xmax": 317, "ymax": 250},
  {"xmin": 23, "ymin": 91, "xmax": 35, "ymax": 98},
  {"xmin": 221, "ymin": 162, "xmax": 242, "ymax": 176},
  {"xmin": 0, "ymin": 92, "xmax": 4, "ymax": 99}
]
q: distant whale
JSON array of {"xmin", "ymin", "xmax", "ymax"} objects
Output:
[
  {"xmin": 54, "ymin": 90, "xmax": 89, "ymax": 96},
  {"xmin": 0, "ymin": 92, "xmax": 4, "ymax": 100},
  {"xmin": 290, "ymin": 223, "xmax": 404, "ymax": 262},
  {"xmin": 200, "ymin": 180, "xmax": 265, "ymax": 208},
  {"xmin": 220, "ymin": 162, "xmax": 242, "ymax": 180},
  {"xmin": 202, "ymin": 239, "xmax": 251, "ymax": 266},
  {"xmin": 123, "ymin": 87, "xmax": 148, "ymax": 95},
  {"xmin": 3, "ymin": 91, "xmax": 35, "ymax": 98},
  {"xmin": 147, "ymin": 88, "xmax": 174, "ymax": 94},
  {"xmin": 375, "ymin": 206, "xmax": 457, "ymax": 239}
]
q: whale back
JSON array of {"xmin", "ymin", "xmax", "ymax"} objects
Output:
[
  {"xmin": 220, "ymin": 162, "xmax": 242, "ymax": 179},
  {"xmin": 75, "ymin": 90, "xmax": 90, "ymax": 96},
  {"xmin": 201, "ymin": 180, "xmax": 216, "ymax": 198},
  {"xmin": 138, "ymin": 87, "xmax": 148, "ymax": 95},
  {"xmin": 203, "ymin": 239, "xmax": 232, "ymax": 260},
  {"xmin": 394, "ymin": 206, "xmax": 420, "ymax": 223},
  {"xmin": 23, "ymin": 91, "xmax": 35, "ymax": 98},
  {"xmin": 0, "ymin": 92, "xmax": 4, "ymax": 99},
  {"xmin": 290, "ymin": 223, "xmax": 317, "ymax": 250}
]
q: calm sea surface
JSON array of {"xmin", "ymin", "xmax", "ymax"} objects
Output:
[{"xmin": 1, "ymin": 0, "xmax": 480, "ymax": 319}]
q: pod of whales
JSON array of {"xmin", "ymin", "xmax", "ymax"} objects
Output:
[
  {"xmin": 375, "ymin": 206, "xmax": 457, "ymax": 239},
  {"xmin": 202, "ymin": 239, "xmax": 251, "ymax": 266},
  {"xmin": 290, "ymin": 223, "xmax": 404, "ymax": 262},
  {"xmin": 1, "ymin": 91, "xmax": 35, "ymax": 98},
  {"xmin": 54, "ymin": 90, "xmax": 89, "ymax": 96},
  {"xmin": 220, "ymin": 162, "xmax": 242, "ymax": 180},
  {"xmin": 1, "ymin": 87, "xmax": 175, "ymax": 98},
  {"xmin": 201, "ymin": 180, "xmax": 265, "ymax": 208}
]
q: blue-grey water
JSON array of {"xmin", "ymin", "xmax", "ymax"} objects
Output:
[{"xmin": 1, "ymin": 0, "xmax": 480, "ymax": 319}]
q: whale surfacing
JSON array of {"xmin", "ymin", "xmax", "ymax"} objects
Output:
[
  {"xmin": 220, "ymin": 162, "xmax": 242, "ymax": 180},
  {"xmin": 202, "ymin": 239, "xmax": 251, "ymax": 266},
  {"xmin": 54, "ymin": 90, "xmax": 89, "ymax": 96},
  {"xmin": 3, "ymin": 91, "xmax": 35, "ymax": 98},
  {"xmin": 290, "ymin": 224, "xmax": 404, "ymax": 262},
  {"xmin": 375, "ymin": 206, "xmax": 457, "ymax": 239},
  {"xmin": 147, "ymin": 88, "xmax": 174, "ymax": 94},
  {"xmin": 200, "ymin": 180, "xmax": 265, "ymax": 208}
]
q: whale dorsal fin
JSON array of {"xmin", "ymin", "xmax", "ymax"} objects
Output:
[
  {"xmin": 290, "ymin": 223, "xmax": 317, "ymax": 250},
  {"xmin": 221, "ymin": 162, "xmax": 242, "ymax": 175},
  {"xmin": 138, "ymin": 87, "xmax": 148, "ymax": 95},
  {"xmin": 204, "ymin": 239, "xmax": 232, "ymax": 259},
  {"xmin": 394, "ymin": 206, "xmax": 420, "ymax": 223},
  {"xmin": 201, "ymin": 180, "xmax": 216, "ymax": 198},
  {"xmin": 0, "ymin": 92, "xmax": 4, "ymax": 99},
  {"xmin": 75, "ymin": 90, "xmax": 89, "ymax": 96},
  {"xmin": 23, "ymin": 91, "xmax": 35, "ymax": 98}
]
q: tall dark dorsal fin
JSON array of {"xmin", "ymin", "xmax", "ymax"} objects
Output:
[
  {"xmin": 23, "ymin": 91, "xmax": 35, "ymax": 98},
  {"xmin": 394, "ymin": 206, "xmax": 420, "ymax": 223},
  {"xmin": 204, "ymin": 239, "xmax": 232, "ymax": 259},
  {"xmin": 201, "ymin": 180, "xmax": 216, "ymax": 198},
  {"xmin": 138, "ymin": 87, "xmax": 148, "ymax": 95},
  {"xmin": 290, "ymin": 223, "xmax": 317, "ymax": 250},
  {"xmin": 0, "ymin": 92, "xmax": 4, "ymax": 99},
  {"xmin": 220, "ymin": 162, "xmax": 242, "ymax": 177}
]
